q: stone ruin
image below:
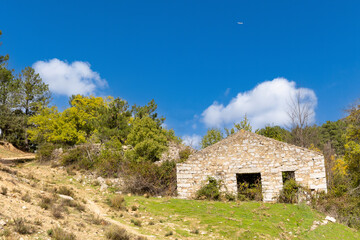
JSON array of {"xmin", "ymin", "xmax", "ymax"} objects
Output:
[{"xmin": 176, "ymin": 130, "xmax": 327, "ymax": 202}]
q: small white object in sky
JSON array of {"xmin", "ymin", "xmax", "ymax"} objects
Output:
[{"xmin": 237, "ymin": 21, "xmax": 243, "ymax": 24}]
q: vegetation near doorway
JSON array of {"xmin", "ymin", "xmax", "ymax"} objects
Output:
[
  {"xmin": 236, "ymin": 173, "xmax": 262, "ymax": 201},
  {"xmin": 282, "ymin": 171, "xmax": 295, "ymax": 184}
]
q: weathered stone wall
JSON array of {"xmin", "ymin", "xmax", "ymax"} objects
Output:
[
  {"xmin": 177, "ymin": 130, "xmax": 327, "ymax": 202},
  {"xmin": 160, "ymin": 142, "xmax": 195, "ymax": 163}
]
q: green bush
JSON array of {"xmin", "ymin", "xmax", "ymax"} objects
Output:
[
  {"xmin": 196, "ymin": 177, "xmax": 221, "ymax": 200},
  {"xmin": 224, "ymin": 192, "xmax": 236, "ymax": 201},
  {"xmin": 36, "ymin": 142, "xmax": 57, "ymax": 162},
  {"xmin": 237, "ymin": 180, "xmax": 263, "ymax": 201},
  {"xmin": 179, "ymin": 147, "xmax": 192, "ymax": 162},
  {"xmin": 95, "ymin": 147, "xmax": 124, "ymax": 177},
  {"xmin": 122, "ymin": 160, "xmax": 176, "ymax": 196},
  {"xmin": 105, "ymin": 225, "xmax": 129, "ymax": 240},
  {"xmin": 278, "ymin": 179, "xmax": 300, "ymax": 203},
  {"xmin": 61, "ymin": 146, "xmax": 93, "ymax": 169}
]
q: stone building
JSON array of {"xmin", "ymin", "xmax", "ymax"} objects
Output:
[{"xmin": 176, "ymin": 130, "xmax": 327, "ymax": 202}]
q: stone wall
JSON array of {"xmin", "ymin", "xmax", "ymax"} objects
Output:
[{"xmin": 176, "ymin": 130, "xmax": 327, "ymax": 202}]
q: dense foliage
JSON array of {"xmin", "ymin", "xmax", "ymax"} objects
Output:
[
  {"xmin": 196, "ymin": 177, "xmax": 221, "ymax": 200},
  {"xmin": 201, "ymin": 128, "xmax": 223, "ymax": 149},
  {"xmin": 0, "ymin": 32, "xmax": 50, "ymax": 150}
]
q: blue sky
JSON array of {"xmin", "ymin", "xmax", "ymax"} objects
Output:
[{"xmin": 1, "ymin": 1, "xmax": 360, "ymax": 147}]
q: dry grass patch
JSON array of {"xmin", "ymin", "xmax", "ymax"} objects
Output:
[
  {"xmin": 109, "ymin": 194, "xmax": 126, "ymax": 210},
  {"xmin": 105, "ymin": 225, "xmax": 130, "ymax": 240},
  {"xmin": 1, "ymin": 186, "xmax": 7, "ymax": 195},
  {"xmin": 21, "ymin": 192, "xmax": 31, "ymax": 202},
  {"xmin": 48, "ymin": 227, "xmax": 76, "ymax": 240},
  {"xmin": 13, "ymin": 217, "xmax": 33, "ymax": 235}
]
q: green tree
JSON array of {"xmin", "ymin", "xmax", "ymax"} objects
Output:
[
  {"xmin": 20, "ymin": 67, "xmax": 51, "ymax": 116},
  {"xmin": 234, "ymin": 114, "xmax": 252, "ymax": 132},
  {"xmin": 318, "ymin": 120, "xmax": 347, "ymax": 156},
  {"xmin": 0, "ymin": 30, "xmax": 9, "ymax": 64},
  {"xmin": 96, "ymin": 97, "xmax": 132, "ymax": 144},
  {"xmin": 0, "ymin": 60, "xmax": 22, "ymax": 141},
  {"xmin": 125, "ymin": 116, "xmax": 169, "ymax": 162},
  {"xmin": 19, "ymin": 67, "xmax": 51, "ymax": 149},
  {"xmin": 201, "ymin": 128, "xmax": 224, "ymax": 149},
  {"xmin": 225, "ymin": 115, "xmax": 253, "ymax": 136},
  {"xmin": 344, "ymin": 103, "xmax": 360, "ymax": 187},
  {"xmin": 131, "ymin": 99, "xmax": 165, "ymax": 126},
  {"xmin": 28, "ymin": 95, "xmax": 107, "ymax": 146},
  {"xmin": 256, "ymin": 125, "xmax": 290, "ymax": 142}
]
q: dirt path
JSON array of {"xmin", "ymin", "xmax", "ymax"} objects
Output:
[
  {"xmin": 86, "ymin": 200, "xmax": 155, "ymax": 239},
  {"xmin": 0, "ymin": 155, "xmax": 36, "ymax": 164}
]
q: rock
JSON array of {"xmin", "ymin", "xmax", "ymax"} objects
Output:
[
  {"xmin": 22, "ymin": 206, "xmax": 27, "ymax": 210},
  {"xmin": 0, "ymin": 219, "xmax": 6, "ymax": 229},
  {"xmin": 310, "ymin": 220, "xmax": 320, "ymax": 231},
  {"xmin": 321, "ymin": 220, "xmax": 328, "ymax": 225},
  {"xmin": 97, "ymin": 177, "xmax": 105, "ymax": 184},
  {"xmin": 58, "ymin": 194, "xmax": 74, "ymax": 201},
  {"xmin": 100, "ymin": 183, "xmax": 108, "ymax": 191},
  {"xmin": 325, "ymin": 216, "xmax": 336, "ymax": 223}
]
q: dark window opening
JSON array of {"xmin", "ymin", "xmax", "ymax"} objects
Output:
[
  {"xmin": 236, "ymin": 173, "xmax": 262, "ymax": 201},
  {"xmin": 282, "ymin": 171, "xmax": 295, "ymax": 184}
]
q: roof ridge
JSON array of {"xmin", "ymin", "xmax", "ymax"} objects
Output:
[{"xmin": 184, "ymin": 129, "xmax": 323, "ymax": 163}]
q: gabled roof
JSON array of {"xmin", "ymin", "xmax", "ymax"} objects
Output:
[{"xmin": 186, "ymin": 129, "xmax": 323, "ymax": 163}]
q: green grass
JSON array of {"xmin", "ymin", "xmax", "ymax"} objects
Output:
[{"xmin": 123, "ymin": 196, "xmax": 360, "ymax": 240}]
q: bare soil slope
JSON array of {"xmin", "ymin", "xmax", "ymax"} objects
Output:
[{"xmin": 0, "ymin": 141, "xmax": 35, "ymax": 162}]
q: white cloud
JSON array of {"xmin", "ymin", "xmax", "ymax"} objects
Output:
[
  {"xmin": 202, "ymin": 78, "xmax": 317, "ymax": 129},
  {"xmin": 182, "ymin": 134, "xmax": 202, "ymax": 149},
  {"xmin": 33, "ymin": 58, "xmax": 107, "ymax": 96}
]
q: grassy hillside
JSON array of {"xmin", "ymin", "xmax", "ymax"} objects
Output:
[
  {"xmin": 120, "ymin": 196, "xmax": 359, "ymax": 239},
  {"xmin": 0, "ymin": 162, "xmax": 359, "ymax": 240}
]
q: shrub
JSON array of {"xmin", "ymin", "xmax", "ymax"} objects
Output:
[
  {"xmin": 36, "ymin": 142, "xmax": 57, "ymax": 162},
  {"xmin": 224, "ymin": 192, "xmax": 236, "ymax": 201},
  {"xmin": 52, "ymin": 205, "xmax": 64, "ymax": 219},
  {"xmin": 13, "ymin": 218, "xmax": 32, "ymax": 234},
  {"xmin": 109, "ymin": 195, "xmax": 126, "ymax": 210},
  {"xmin": 1, "ymin": 186, "xmax": 7, "ymax": 195},
  {"xmin": 105, "ymin": 225, "xmax": 130, "ymax": 240},
  {"xmin": 131, "ymin": 219, "xmax": 142, "ymax": 227},
  {"xmin": 196, "ymin": 177, "xmax": 221, "ymax": 200},
  {"xmin": 131, "ymin": 205, "xmax": 138, "ymax": 211},
  {"xmin": 122, "ymin": 160, "xmax": 176, "ymax": 196},
  {"xmin": 39, "ymin": 196, "xmax": 53, "ymax": 210},
  {"xmin": 278, "ymin": 179, "xmax": 300, "ymax": 203},
  {"xmin": 22, "ymin": 192, "xmax": 31, "ymax": 202},
  {"xmin": 94, "ymin": 141, "xmax": 124, "ymax": 177},
  {"xmin": 60, "ymin": 199, "xmax": 85, "ymax": 212},
  {"xmin": 61, "ymin": 146, "xmax": 92, "ymax": 169},
  {"xmin": 237, "ymin": 180, "xmax": 263, "ymax": 201},
  {"xmin": 57, "ymin": 186, "xmax": 74, "ymax": 197},
  {"xmin": 88, "ymin": 214, "xmax": 107, "ymax": 225},
  {"xmin": 311, "ymin": 189, "xmax": 360, "ymax": 229},
  {"xmin": 179, "ymin": 147, "xmax": 192, "ymax": 162},
  {"xmin": 48, "ymin": 227, "xmax": 76, "ymax": 240}
]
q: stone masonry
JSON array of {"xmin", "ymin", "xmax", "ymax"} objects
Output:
[{"xmin": 176, "ymin": 130, "xmax": 327, "ymax": 202}]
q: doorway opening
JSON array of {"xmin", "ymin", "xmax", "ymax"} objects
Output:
[{"xmin": 236, "ymin": 173, "xmax": 262, "ymax": 201}]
